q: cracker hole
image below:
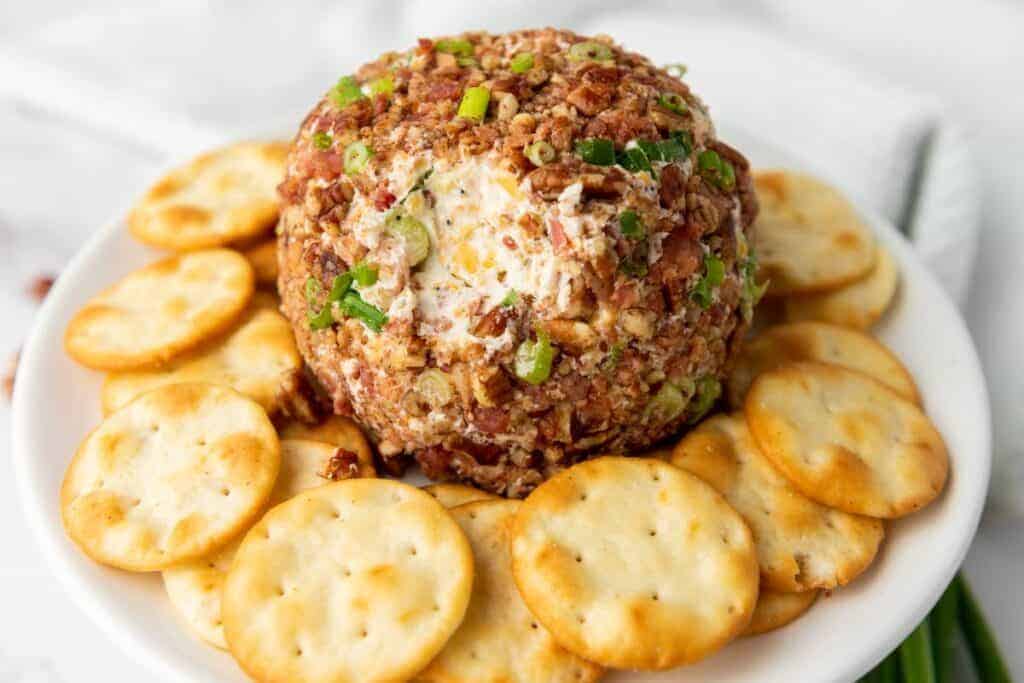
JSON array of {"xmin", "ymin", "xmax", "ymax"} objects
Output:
[
  {"xmin": 530, "ymin": 621, "xmax": 538, "ymax": 630},
  {"xmin": 409, "ymin": 546, "xmax": 418, "ymax": 556},
  {"xmin": 576, "ymin": 615, "xmax": 586, "ymax": 624},
  {"xmin": 728, "ymin": 605, "xmax": 736, "ymax": 614},
  {"xmin": 575, "ymin": 554, "xmax": 582, "ymax": 563},
  {"xmin": 295, "ymin": 647, "xmax": 303, "ymax": 657},
  {"xmin": 196, "ymin": 438, "xmax": 207, "ymax": 447},
  {"xmin": 579, "ymin": 493, "xmax": 588, "ymax": 502},
  {"xmin": 342, "ymin": 567, "xmax": 352, "ymax": 578},
  {"xmin": 651, "ymin": 592, "xmax": 659, "ymax": 601},
  {"xmin": 468, "ymin": 512, "xmax": 477, "ymax": 520},
  {"xmin": 131, "ymin": 498, "xmax": 141, "ymax": 507},
  {"xmin": 332, "ymin": 510, "xmax": 341, "ymax": 519},
  {"xmin": 652, "ymin": 474, "xmax": 661, "ymax": 482},
  {"xmin": 360, "ymin": 629, "xmax": 368, "ymax": 638},
  {"xmin": 432, "ymin": 604, "xmax": 440, "ymax": 612},
  {"xmin": 648, "ymin": 530, "xmax": 657, "ymax": 537},
  {"xmin": 220, "ymin": 488, "xmax": 230, "ymax": 497},
  {"xmin": 277, "ymin": 586, "xmax": 285, "ymax": 597},
  {"xmin": 150, "ymin": 424, "xmax": 159, "ymax": 433}
]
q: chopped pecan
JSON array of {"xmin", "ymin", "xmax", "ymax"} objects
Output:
[
  {"xmin": 473, "ymin": 306, "xmax": 509, "ymax": 337},
  {"xmin": 275, "ymin": 367, "xmax": 329, "ymax": 425},
  {"xmin": 320, "ymin": 448, "xmax": 361, "ymax": 480},
  {"xmin": 528, "ymin": 163, "xmax": 572, "ymax": 199},
  {"xmin": 580, "ymin": 168, "xmax": 627, "ymax": 199}
]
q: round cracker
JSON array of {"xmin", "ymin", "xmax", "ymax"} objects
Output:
[
  {"xmin": 272, "ymin": 439, "xmax": 375, "ymax": 504},
  {"xmin": 510, "ymin": 456, "xmax": 759, "ymax": 670},
  {"xmin": 418, "ymin": 500, "xmax": 603, "ymax": 683},
  {"xmin": 744, "ymin": 589, "xmax": 819, "ymax": 637},
  {"xmin": 61, "ymin": 383, "xmax": 280, "ymax": 571},
  {"xmin": 727, "ymin": 321, "xmax": 919, "ymax": 407},
  {"xmin": 162, "ymin": 539, "xmax": 238, "ymax": 649},
  {"xmin": 161, "ymin": 436, "xmax": 372, "ymax": 649},
  {"xmin": 753, "ymin": 170, "xmax": 876, "ymax": 296},
  {"xmin": 101, "ymin": 292, "xmax": 300, "ymax": 414},
  {"xmin": 64, "ymin": 249, "xmax": 254, "ymax": 371},
  {"xmin": 784, "ymin": 246, "xmax": 899, "ymax": 330},
  {"xmin": 277, "ymin": 415, "xmax": 375, "ymax": 471},
  {"xmin": 672, "ymin": 414, "xmax": 884, "ymax": 592},
  {"xmin": 128, "ymin": 141, "xmax": 289, "ymax": 251},
  {"xmin": 422, "ymin": 483, "xmax": 499, "ymax": 509},
  {"xmin": 223, "ymin": 479, "xmax": 473, "ymax": 683},
  {"xmin": 241, "ymin": 237, "xmax": 279, "ymax": 286},
  {"xmin": 745, "ymin": 362, "xmax": 949, "ymax": 518}
]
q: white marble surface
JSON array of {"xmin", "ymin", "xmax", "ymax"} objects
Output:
[{"xmin": 1, "ymin": 1, "xmax": 1021, "ymax": 680}]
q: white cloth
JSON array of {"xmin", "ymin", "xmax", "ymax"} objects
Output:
[{"xmin": 0, "ymin": 3, "xmax": 1022, "ymax": 680}]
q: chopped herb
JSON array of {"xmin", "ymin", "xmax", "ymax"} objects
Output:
[
  {"xmin": 308, "ymin": 305, "xmax": 335, "ymax": 330},
  {"xmin": 330, "ymin": 75, "xmax": 365, "ymax": 108},
  {"xmin": 328, "ymin": 272, "xmax": 354, "ymax": 301},
  {"xmin": 636, "ymin": 140, "xmax": 663, "ymax": 162},
  {"xmin": 617, "ymin": 143, "xmax": 652, "ymax": 173},
  {"xmin": 646, "ymin": 383, "xmax": 686, "ymax": 422},
  {"xmin": 457, "ymin": 86, "xmax": 490, "ymax": 122},
  {"xmin": 568, "ymin": 41, "xmax": 614, "ymax": 63},
  {"xmin": 619, "ymin": 210, "xmax": 644, "ymax": 239},
  {"xmin": 386, "ymin": 212, "xmax": 431, "ymax": 266},
  {"xmin": 698, "ymin": 149, "xmax": 736, "ymax": 191},
  {"xmin": 687, "ymin": 375, "xmax": 721, "ymax": 423},
  {"xmin": 343, "ymin": 141, "xmax": 373, "ymax": 174},
  {"xmin": 575, "ymin": 138, "xmax": 616, "ymax": 166},
  {"xmin": 510, "ymin": 52, "xmax": 534, "ymax": 73},
  {"xmin": 500, "ymin": 289, "xmax": 518, "ymax": 307},
  {"xmin": 670, "ymin": 130, "xmax": 693, "ymax": 155},
  {"xmin": 304, "ymin": 276, "xmax": 321, "ymax": 305},
  {"xmin": 656, "ymin": 136, "xmax": 688, "ymax": 161},
  {"xmin": 657, "ymin": 92, "xmax": 688, "ymax": 115},
  {"xmin": 740, "ymin": 251, "xmax": 768, "ymax": 321},
  {"xmin": 524, "ymin": 140, "xmax": 556, "ymax": 167},
  {"xmin": 400, "ymin": 168, "xmax": 434, "ymax": 204},
  {"xmin": 367, "ymin": 75, "xmax": 394, "ymax": 96},
  {"xmin": 514, "ymin": 333, "xmax": 555, "ymax": 384},
  {"xmin": 340, "ymin": 291, "xmax": 387, "ymax": 332},
  {"xmin": 435, "ymin": 38, "xmax": 474, "ymax": 57},
  {"xmin": 457, "ymin": 55, "xmax": 479, "ymax": 68},
  {"xmin": 312, "ymin": 131, "xmax": 333, "ymax": 150},
  {"xmin": 691, "ymin": 253, "xmax": 726, "ymax": 309},
  {"xmin": 665, "ymin": 63, "xmax": 688, "ymax": 77},
  {"xmin": 350, "ymin": 262, "xmax": 378, "ymax": 288}
]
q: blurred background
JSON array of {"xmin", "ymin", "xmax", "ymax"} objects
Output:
[{"xmin": 1, "ymin": 0, "xmax": 1021, "ymax": 680}]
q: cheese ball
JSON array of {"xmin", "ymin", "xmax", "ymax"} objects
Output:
[{"xmin": 278, "ymin": 29, "xmax": 759, "ymax": 496}]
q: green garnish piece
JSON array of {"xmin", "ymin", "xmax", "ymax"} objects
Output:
[
  {"xmin": 697, "ymin": 149, "xmax": 736, "ymax": 191},
  {"xmin": 367, "ymin": 75, "xmax": 394, "ymax": 96},
  {"xmin": 328, "ymin": 272, "xmax": 354, "ymax": 301},
  {"xmin": 691, "ymin": 253, "xmax": 726, "ymax": 309},
  {"xmin": 687, "ymin": 375, "xmax": 721, "ymax": 423},
  {"xmin": 435, "ymin": 38, "xmax": 474, "ymax": 58},
  {"xmin": 670, "ymin": 130, "xmax": 693, "ymax": 155},
  {"xmin": 457, "ymin": 56, "xmax": 479, "ymax": 68},
  {"xmin": 617, "ymin": 143, "xmax": 652, "ymax": 173},
  {"xmin": 510, "ymin": 52, "xmax": 534, "ymax": 73},
  {"xmin": 500, "ymin": 289, "xmax": 518, "ymax": 307},
  {"xmin": 646, "ymin": 383, "xmax": 686, "ymax": 422},
  {"xmin": 340, "ymin": 291, "xmax": 388, "ymax": 332},
  {"xmin": 575, "ymin": 138, "xmax": 615, "ymax": 166},
  {"xmin": 524, "ymin": 140, "xmax": 556, "ymax": 167},
  {"xmin": 739, "ymin": 251, "xmax": 768, "ymax": 321},
  {"xmin": 568, "ymin": 41, "xmax": 613, "ymax": 63},
  {"xmin": 343, "ymin": 141, "xmax": 373, "ymax": 175},
  {"xmin": 457, "ymin": 86, "xmax": 490, "ymax": 122},
  {"xmin": 636, "ymin": 140, "xmax": 662, "ymax": 162},
  {"xmin": 308, "ymin": 305, "xmax": 335, "ymax": 330},
  {"xmin": 312, "ymin": 131, "xmax": 333, "ymax": 150},
  {"xmin": 656, "ymin": 136, "xmax": 688, "ymax": 161},
  {"xmin": 657, "ymin": 92, "xmax": 688, "ymax": 115},
  {"xmin": 619, "ymin": 239, "xmax": 650, "ymax": 278},
  {"xmin": 603, "ymin": 342, "xmax": 625, "ymax": 371},
  {"xmin": 400, "ymin": 168, "xmax": 434, "ymax": 204},
  {"xmin": 514, "ymin": 333, "xmax": 555, "ymax": 385},
  {"xmin": 386, "ymin": 212, "xmax": 431, "ymax": 266},
  {"xmin": 350, "ymin": 262, "xmax": 379, "ymax": 287},
  {"xmin": 304, "ymin": 276, "xmax": 321, "ymax": 305},
  {"xmin": 619, "ymin": 210, "xmax": 644, "ymax": 239},
  {"xmin": 665, "ymin": 63, "xmax": 688, "ymax": 77},
  {"xmin": 330, "ymin": 75, "xmax": 365, "ymax": 108}
]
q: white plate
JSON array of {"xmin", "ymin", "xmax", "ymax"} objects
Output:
[{"xmin": 11, "ymin": 127, "xmax": 990, "ymax": 683}]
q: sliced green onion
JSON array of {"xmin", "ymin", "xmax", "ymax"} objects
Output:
[
  {"xmin": 367, "ymin": 75, "xmax": 394, "ymax": 96},
  {"xmin": 619, "ymin": 239, "xmax": 650, "ymax": 278},
  {"xmin": 665, "ymin": 63, "xmax": 688, "ymax": 77},
  {"xmin": 687, "ymin": 375, "xmax": 721, "ymax": 423},
  {"xmin": 343, "ymin": 141, "xmax": 373, "ymax": 175},
  {"xmin": 657, "ymin": 92, "xmax": 688, "ymax": 115},
  {"xmin": 435, "ymin": 38, "xmax": 474, "ymax": 57},
  {"xmin": 340, "ymin": 291, "xmax": 388, "ymax": 332},
  {"xmin": 524, "ymin": 140, "xmax": 556, "ymax": 167},
  {"xmin": 575, "ymin": 138, "xmax": 615, "ymax": 166},
  {"xmin": 308, "ymin": 305, "xmax": 335, "ymax": 330},
  {"xmin": 646, "ymin": 383, "xmax": 686, "ymax": 422},
  {"xmin": 312, "ymin": 131, "xmax": 333, "ymax": 150},
  {"xmin": 617, "ymin": 143, "xmax": 652, "ymax": 173},
  {"xmin": 698, "ymin": 149, "xmax": 736, "ymax": 191},
  {"xmin": 330, "ymin": 75, "xmax": 365, "ymax": 108},
  {"xmin": 328, "ymin": 272, "xmax": 354, "ymax": 301},
  {"xmin": 656, "ymin": 137, "xmax": 688, "ymax": 162},
  {"xmin": 740, "ymin": 251, "xmax": 768, "ymax": 321},
  {"xmin": 510, "ymin": 52, "xmax": 534, "ymax": 73},
  {"xmin": 386, "ymin": 212, "xmax": 431, "ymax": 266},
  {"xmin": 415, "ymin": 368, "xmax": 453, "ymax": 405},
  {"xmin": 692, "ymin": 253, "xmax": 726, "ymax": 309},
  {"xmin": 457, "ymin": 85, "xmax": 490, "ymax": 122},
  {"xmin": 350, "ymin": 262, "xmax": 378, "ymax": 287},
  {"xmin": 619, "ymin": 210, "xmax": 644, "ymax": 239},
  {"xmin": 636, "ymin": 140, "xmax": 663, "ymax": 162},
  {"xmin": 457, "ymin": 55, "xmax": 479, "ymax": 68},
  {"xmin": 500, "ymin": 289, "xmax": 518, "ymax": 307},
  {"xmin": 568, "ymin": 41, "xmax": 613, "ymax": 63},
  {"xmin": 304, "ymin": 276, "xmax": 321, "ymax": 305},
  {"xmin": 670, "ymin": 130, "xmax": 693, "ymax": 155},
  {"xmin": 514, "ymin": 333, "xmax": 555, "ymax": 384}
]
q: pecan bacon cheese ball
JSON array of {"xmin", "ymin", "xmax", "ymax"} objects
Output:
[{"xmin": 278, "ymin": 29, "xmax": 760, "ymax": 497}]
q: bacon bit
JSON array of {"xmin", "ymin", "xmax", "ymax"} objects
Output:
[
  {"xmin": 548, "ymin": 218, "xmax": 568, "ymax": 253},
  {"xmin": 658, "ymin": 164, "xmax": 686, "ymax": 210},
  {"xmin": 651, "ymin": 226, "xmax": 701, "ymax": 284},
  {"xmin": 471, "ymin": 406, "xmax": 510, "ymax": 435},
  {"xmin": 372, "ymin": 185, "xmax": 397, "ymax": 211},
  {"xmin": 417, "ymin": 37, "xmax": 434, "ymax": 53},
  {"xmin": 425, "ymin": 79, "xmax": 462, "ymax": 103},
  {"xmin": 27, "ymin": 274, "xmax": 56, "ymax": 302},
  {"xmin": 517, "ymin": 213, "xmax": 543, "ymax": 239},
  {"xmin": 320, "ymin": 448, "xmax": 361, "ymax": 480},
  {"xmin": 456, "ymin": 437, "xmax": 505, "ymax": 465},
  {"xmin": 502, "ymin": 235, "xmax": 517, "ymax": 250},
  {"xmin": 417, "ymin": 446, "xmax": 455, "ymax": 480},
  {"xmin": 2, "ymin": 349, "xmax": 19, "ymax": 401}
]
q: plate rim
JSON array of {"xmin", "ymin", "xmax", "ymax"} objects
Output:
[{"xmin": 10, "ymin": 132, "xmax": 992, "ymax": 683}]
